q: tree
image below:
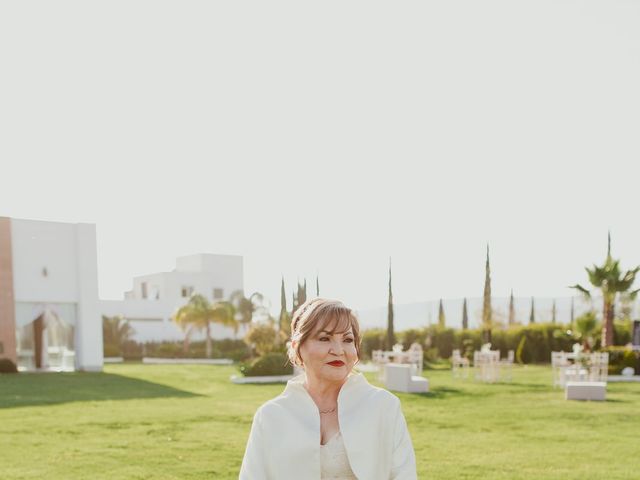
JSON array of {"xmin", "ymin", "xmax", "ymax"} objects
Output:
[
  {"xmin": 462, "ymin": 298, "xmax": 469, "ymax": 330},
  {"xmin": 316, "ymin": 274, "xmax": 320, "ymax": 296},
  {"xmin": 279, "ymin": 277, "xmax": 289, "ymax": 336},
  {"xmin": 172, "ymin": 294, "xmax": 236, "ymax": 357},
  {"xmin": 570, "ymin": 232, "xmax": 640, "ymax": 348},
  {"xmin": 102, "ymin": 315, "xmax": 135, "ymax": 353},
  {"xmin": 386, "ymin": 258, "xmax": 396, "ymax": 349},
  {"xmin": 551, "ymin": 299, "xmax": 557, "ymax": 324},
  {"xmin": 482, "ymin": 245, "xmax": 492, "ymax": 343},
  {"xmin": 574, "ymin": 311, "xmax": 598, "ymax": 351},
  {"xmin": 438, "ymin": 299, "xmax": 446, "ymax": 328},
  {"xmin": 508, "ymin": 290, "xmax": 515, "ymax": 325},
  {"xmin": 292, "ymin": 279, "xmax": 307, "ymax": 315},
  {"xmin": 244, "ymin": 322, "xmax": 279, "ymax": 357},
  {"xmin": 529, "ymin": 297, "xmax": 535, "ymax": 324},
  {"xmin": 570, "ymin": 297, "xmax": 575, "ymax": 330},
  {"xmin": 230, "ymin": 290, "xmax": 269, "ymax": 331}
]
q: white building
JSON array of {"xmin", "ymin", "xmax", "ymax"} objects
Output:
[
  {"xmin": 100, "ymin": 253, "xmax": 244, "ymax": 343},
  {"xmin": 0, "ymin": 217, "xmax": 103, "ymax": 372}
]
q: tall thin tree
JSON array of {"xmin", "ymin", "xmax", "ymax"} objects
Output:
[
  {"xmin": 292, "ymin": 279, "xmax": 308, "ymax": 315},
  {"xmin": 438, "ymin": 298, "xmax": 446, "ymax": 328},
  {"xmin": 529, "ymin": 297, "xmax": 535, "ymax": 324},
  {"xmin": 508, "ymin": 289, "xmax": 515, "ymax": 325},
  {"xmin": 316, "ymin": 273, "xmax": 320, "ymax": 296},
  {"xmin": 279, "ymin": 277, "xmax": 288, "ymax": 334},
  {"xmin": 570, "ymin": 297, "xmax": 575, "ymax": 330},
  {"xmin": 551, "ymin": 299, "xmax": 557, "ymax": 324},
  {"xmin": 291, "ymin": 291, "xmax": 296, "ymax": 316},
  {"xmin": 482, "ymin": 245, "xmax": 492, "ymax": 343},
  {"xmin": 462, "ymin": 298, "xmax": 469, "ymax": 330},
  {"xmin": 386, "ymin": 258, "xmax": 396, "ymax": 350}
]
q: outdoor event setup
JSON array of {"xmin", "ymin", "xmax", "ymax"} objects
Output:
[
  {"xmin": 371, "ymin": 343, "xmax": 429, "ymax": 393},
  {"xmin": 452, "ymin": 344, "xmax": 514, "ymax": 383},
  {"xmin": 551, "ymin": 346, "xmax": 609, "ymax": 401}
]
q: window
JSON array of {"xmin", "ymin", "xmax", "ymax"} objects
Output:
[
  {"xmin": 213, "ymin": 288, "xmax": 224, "ymax": 300},
  {"xmin": 141, "ymin": 282, "xmax": 148, "ymax": 299},
  {"xmin": 181, "ymin": 286, "xmax": 194, "ymax": 298}
]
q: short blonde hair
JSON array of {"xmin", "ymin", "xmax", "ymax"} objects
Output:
[{"xmin": 287, "ymin": 297, "xmax": 361, "ymax": 367}]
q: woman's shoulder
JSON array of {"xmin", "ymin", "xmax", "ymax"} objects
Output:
[{"xmin": 343, "ymin": 373, "xmax": 401, "ymax": 408}]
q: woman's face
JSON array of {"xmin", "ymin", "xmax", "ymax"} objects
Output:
[{"xmin": 298, "ymin": 323, "xmax": 358, "ymax": 383}]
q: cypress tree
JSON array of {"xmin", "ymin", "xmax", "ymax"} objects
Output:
[
  {"xmin": 570, "ymin": 297, "xmax": 575, "ymax": 330},
  {"xmin": 462, "ymin": 298, "xmax": 469, "ymax": 330},
  {"xmin": 386, "ymin": 258, "xmax": 396, "ymax": 350},
  {"xmin": 508, "ymin": 289, "xmax": 515, "ymax": 325},
  {"xmin": 316, "ymin": 274, "xmax": 320, "ymax": 296},
  {"xmin": 438, "ymin": 299, "xmax": 446, "ymax": 328},
  {"xmin": 529, "ymin": 297, "xmax": 535, "ymax": 324},
  {"xmin": 279, "ymin": 277, "xmax": 288, "ymax": 334},
  {"xmin": 292, "ymin": 291, "xmax": 297, "ymax": 316},
  {"xmin": 294, "ymin": 279, "xmax": 307, "ymax": 313},
  {"xmin": 482, "ymin": 245, "xmax": 492, "ymax": 343},
  {"xmin": 551, "ymin": 299, "xmax": 557, "ymax": 324}
]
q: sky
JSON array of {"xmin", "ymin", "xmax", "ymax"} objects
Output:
[{"xmin": 2, "ymin": 1, "xmax": 640, "ymax": 316}]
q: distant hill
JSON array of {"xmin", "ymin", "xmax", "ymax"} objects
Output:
[{"xmin": 354, "ymin": 296, "xmax": 609, "ymax": 331}]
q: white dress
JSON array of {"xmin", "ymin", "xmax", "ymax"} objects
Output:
[{"xmin": 320, "ymin": 431, "xmax": 357, "ymax": 480}]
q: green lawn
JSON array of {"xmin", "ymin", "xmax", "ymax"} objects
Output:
[{"xmin": 1, "ymin": 364, "xmax": 639, "ymax": 479}]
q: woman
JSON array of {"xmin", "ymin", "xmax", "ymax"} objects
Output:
[{"xmin": 240, "ymin": 298, "xmax": 417, "ymax": 479}]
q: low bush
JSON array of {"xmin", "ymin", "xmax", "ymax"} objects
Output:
[
  {"xmin": 360, "ymin": 328, "xmax": 386, "ymax": 360},
  {"xmin": 103, "ymin": 344, "xmax": 121, "ymax": 357},
  {"xmin": 239, "ymin": 352, "xmax": 293, "ymax": 377},
  {"xmin": 114, "ymin": 339, "xmax": 251, "ymax": 361},
  {"xmin": 605, "ymin": 346, "xmax": 640, "ymax": 375},
  {"xmin": 0, "ymin": 358, "xmax": 18, "ymax": 373}
]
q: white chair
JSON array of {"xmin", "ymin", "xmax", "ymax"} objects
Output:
[
  {"xmin": 551, "ymin": 352, "xmax": 570, "ymax": 388},
  {"xmin": 384, "ymin": 364, "xmax": 429, "ymax": 393},
  {"xmin": 499, "ymin": 350, "xmax": 514, "ymax": 382},
  {"xmin": 372, "ymin": 349, "xmax": 388, "ymax": 382},
  {"xmin": 407, "ymin": 343, "xmax": 424, "ymax": 373},
  {"xmin": 474, "ymin": 351, "xmax": 500, "ymax": 383},
  {"xmin": 451, "ymin": 349, "xmax": 470, "ymax": 378},
  {"xmin": 588, "ymin": 352, "xmax": 609, "ymax": 383}
]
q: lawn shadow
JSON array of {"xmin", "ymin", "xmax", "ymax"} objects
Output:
[
  {"xmin": 0, "ymin": 372, "xmax": 200, "ymax": 409},
  {"xmin": 412, "ymin": 386, "xmax": 468, "ymax": 399}
]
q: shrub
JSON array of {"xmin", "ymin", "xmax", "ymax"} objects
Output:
[
  {"xmin": 0, "ymin": 358, "xmax": 18, "ymax": 373},
  {"xmin": 244, "ymin": 323, "xmax": 281, "ymax": 356},
  {"xmin": 122, "ymin": 340, "xmax": 144, "ymax": 361},
  {"xmin": 103, "ymin": 344, "xmax": 121, "ymax": 357},
  {"xmin": 360, "ymin": 328, "xmax": 386, "ymax": 360},
  {"xmin": 398, "ymin": 328, "xmax": 427, "ymax": 350},
  {"xmin": 240, "ymin": 352, "xmax": 293, "ymax": 377},
  {"xmin": 605, "ymin": 346, "xmax": 640, "ymax": 375}
]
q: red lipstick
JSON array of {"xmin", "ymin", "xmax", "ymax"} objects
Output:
[{"xmin": 327, "ymin": 360, "xmax": 345, "ymax": 367}]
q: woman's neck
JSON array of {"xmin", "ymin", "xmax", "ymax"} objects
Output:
[{"xmin": 303, "ymin": 372, "xmax": 347, "ymax": 409}]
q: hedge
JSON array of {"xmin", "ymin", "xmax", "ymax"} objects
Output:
[
  {"xmin": 360, "ymin": 322, "xmax": 630, "ymax": 365},
  {"xmin": 239, "ymin": 352, "xmax": 293, "ymax": 377}
]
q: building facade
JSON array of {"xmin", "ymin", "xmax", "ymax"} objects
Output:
[
  {"xmin": 0, "ymin": 217, "xmax": 103, "ymax": 371},
  {"xmin": 100, "ymin": 253, "xmax": 244, "ymax": 343}
]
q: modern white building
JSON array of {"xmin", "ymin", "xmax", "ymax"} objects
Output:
[
  {"xmin": 0, "ymin": 217, "xmax": 103, "ymax": 372},
  {"xmin": 100, "ymin": 253, "xmax": 244, "ymax": 342}
]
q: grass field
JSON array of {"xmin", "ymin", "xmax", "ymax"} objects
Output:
[{"xmin": 1, "ymin": 364, "xmax": 639, "ymax": 479}]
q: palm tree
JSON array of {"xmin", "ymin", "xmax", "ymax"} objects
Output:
[
  {"xmin": 102, "ymin": 315, "xmax": 135, "ymax": 352},
  {"xmin": 172, "ymin": 294, "xmax": 236, "ymax": 357},
  {"xmin": 229, "ymin": 290, "xmax": 270, "ymax": 334},
  {"xmin": 570, "ymin": 233, "xmax": 640, "ymax": 348}
]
